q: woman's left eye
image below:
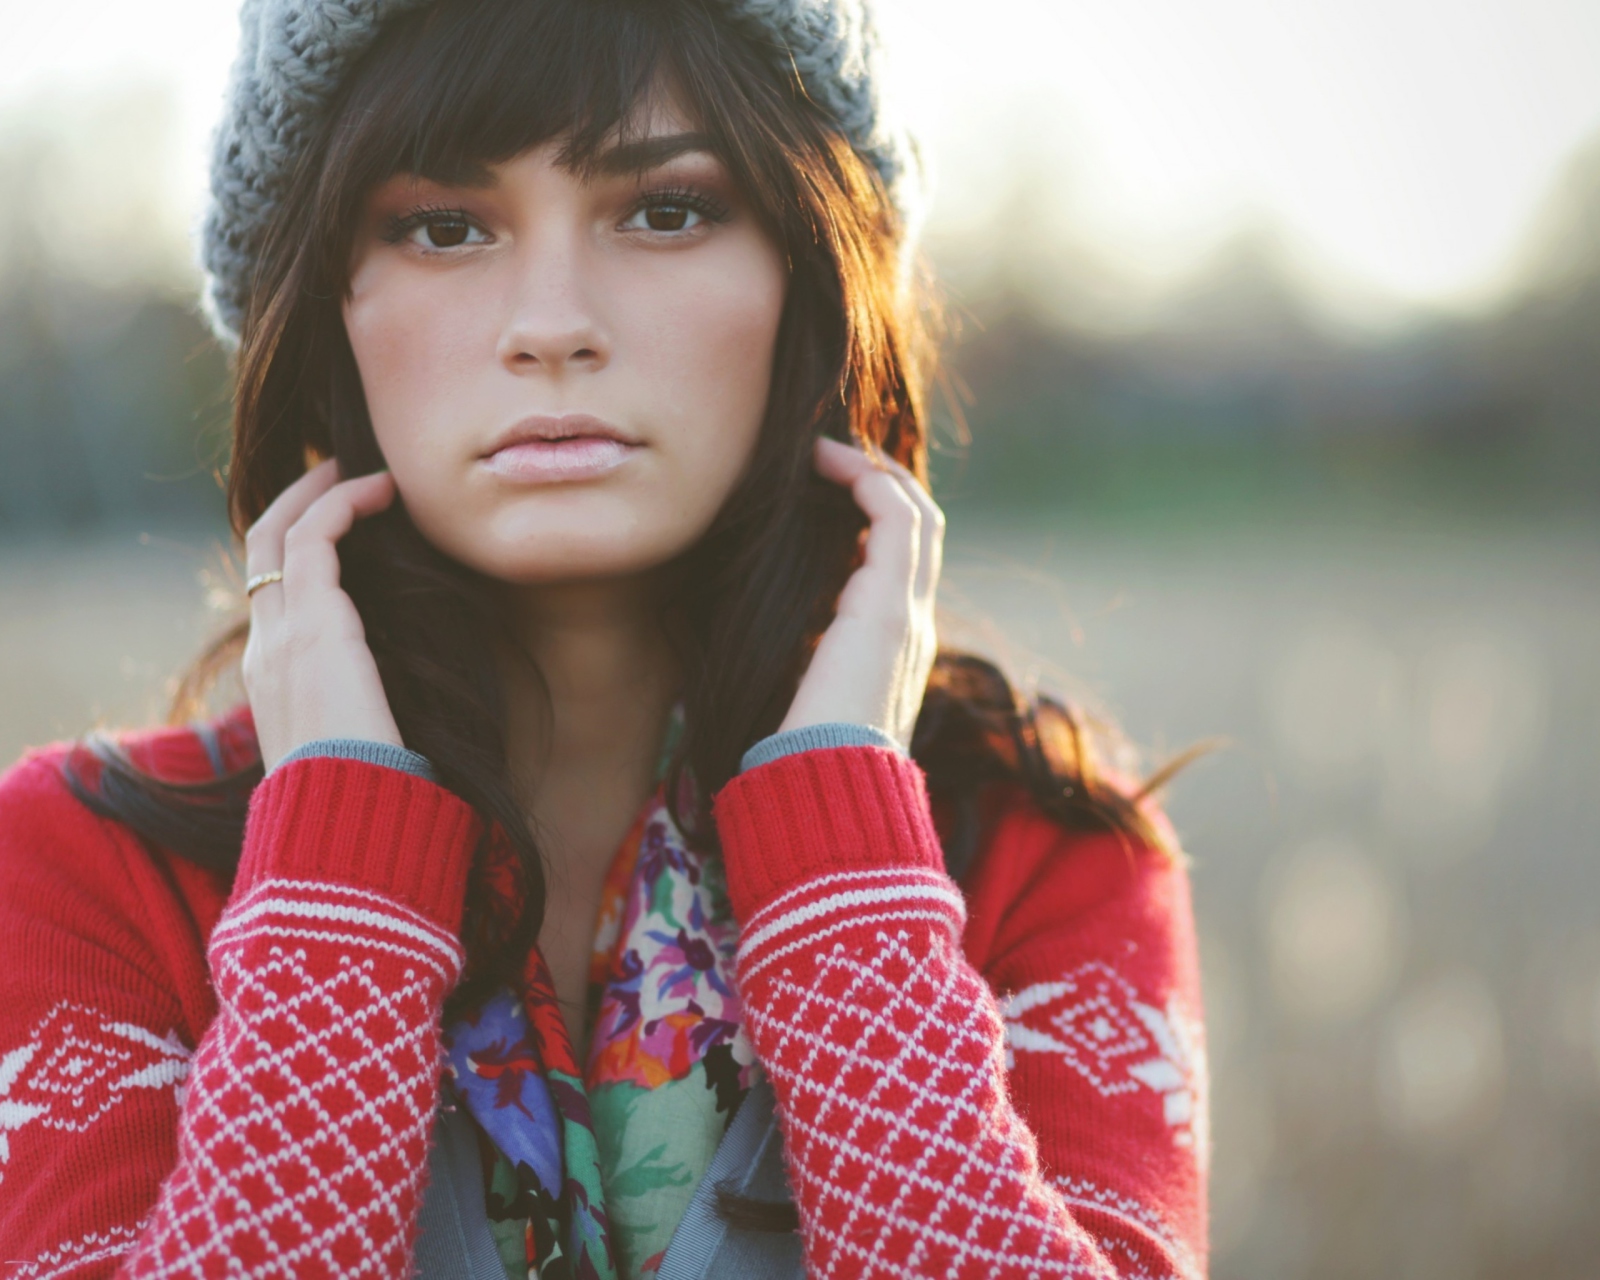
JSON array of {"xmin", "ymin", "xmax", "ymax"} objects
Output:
[
  {"xmin": 624, "ymin": 202, "xmax": 701, "ymax": 233},
  {"xmin": 622, "ymin": 194, "xmax": 725, "ymax": 234}
]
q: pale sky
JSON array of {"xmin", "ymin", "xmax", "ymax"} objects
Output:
[{"xmin": 3, "ymin": 0, "xmax": 1598, "ymax": 316}]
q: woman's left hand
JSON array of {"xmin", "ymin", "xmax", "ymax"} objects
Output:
[{"xmin": 777, "ymin": 436, "xmax": 944, "ymax": 750}]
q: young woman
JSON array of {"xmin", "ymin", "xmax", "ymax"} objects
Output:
[{"xmin": 0, "ymin": 0, "xmax": 1207, "ymax": 1276}]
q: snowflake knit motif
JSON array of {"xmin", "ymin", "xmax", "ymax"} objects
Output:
[
  {"xmin": 1003, "ymin": 963, "xmax": 1208, "ymax": 1157},
  {"xmin": 0, "ymin": 1004, "xmax": 190, "ymax": 1182}
]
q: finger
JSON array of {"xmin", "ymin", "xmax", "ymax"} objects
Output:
[
  {"xmin": 244, "ymin": 458, "xmax": 343, "ymax": 578},
  {"xmin": 878, "ymin": 458, "xmax": 945, "ymax": 603},
  {"xmin": 279, "ymin": 472, "xmax": 397, "ymax": 611},
  {"xmin": 813, "ymin": 437, "xmax": 920, "ymax": 588},
  {"xmin": 812, "ymin": 435, "xmax": 879, "ymax": 486},
  {"xmin": 818, "ymin": 439, "xmax": 943, "ymax": 602},
  {"xmin": 243, "ymin": 461, "xmax": 345, "ymax": 623}
]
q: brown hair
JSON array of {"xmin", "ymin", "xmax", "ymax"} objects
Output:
[{"xmin": 74, "ymin": 0, "xmax": 1180, "ymax": 1019}]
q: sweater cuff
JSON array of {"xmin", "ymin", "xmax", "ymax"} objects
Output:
[
  {"xmin": 272, "ymin": 737, "xmax": 438, "ymax": 783},
  {"xmin": 713, "ymin": 746, "xmax": 945, "ymax": 923},
  {"xmin": 739, "ymin": 722, "xmax": 904, "ymax": 773},
  {"xmin": 237, "ymin": 756, "xmax": 480, "ymax": 932}
]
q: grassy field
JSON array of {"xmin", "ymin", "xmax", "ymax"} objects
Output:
[
  {"xmin": 3, "ymin": 517, "xmax": 1598, "ymax": 1278},
  {"xmin": 941, "ymin": 517, "xmax": 1600, "ymax": 1278}
]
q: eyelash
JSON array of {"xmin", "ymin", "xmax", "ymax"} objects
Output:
[
  {"xmin": 628, "ymin": 186, "xmax": 732, "ymax": 229},
  {"xmin": 380, "ymin": 186, "xmax": 733, "ymax": 249},
  {"xmin": 381, "ymin": 203, "xmax": 478, "ymax": 248}
]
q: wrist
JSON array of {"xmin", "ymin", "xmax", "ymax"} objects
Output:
[{"xmin": 255, "ymin": 715, "xmax": 404, "ymax": 772}]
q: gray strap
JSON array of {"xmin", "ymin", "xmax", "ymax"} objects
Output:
[
  {"xmin": 413, "ymin": 1105, "xmax": 510, "ymax": 1280},
  {"xmin": 656, "ymin": 1073, "xmax": 805, "ymax": 1280}
]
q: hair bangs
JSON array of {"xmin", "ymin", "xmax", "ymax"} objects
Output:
[{"xmin": 324, "ymin": 0, "xmax": 695, "ymax": 214}]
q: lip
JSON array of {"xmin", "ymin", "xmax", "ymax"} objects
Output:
[{"xmin": 480, "ymin": 414, "xmax": 642, "ymax": 484}]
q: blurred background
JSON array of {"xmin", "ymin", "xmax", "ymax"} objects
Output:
[{"xmin": 2, "ymin": 0, "xmax": 1597, "ymax": 1274}]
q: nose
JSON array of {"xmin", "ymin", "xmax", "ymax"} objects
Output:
[{"xmin": 495, "ymin": 236, "xmax": 610, "ymax": 376}]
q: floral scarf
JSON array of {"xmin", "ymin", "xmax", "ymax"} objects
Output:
[{"xmin": 441, "ymin": 750, "xmax": 758, "ymax": 1280}]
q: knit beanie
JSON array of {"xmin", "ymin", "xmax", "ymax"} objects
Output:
[{"xmin": 200, "ymin": 0, "xmax": 918, "ymax": 343}]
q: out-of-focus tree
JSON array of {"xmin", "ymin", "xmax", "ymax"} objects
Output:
[
  {"xmin": 931, "ymin": 132, "xmax": 1600, "ymax": 522},
  {"xmin": 0, "ymin": 86, "xmax": 228, "ymax": 536}
]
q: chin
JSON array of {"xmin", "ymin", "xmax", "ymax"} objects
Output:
[
  {"xmin": 413, "ymin": 508, "xmax": 699, "ymax": 587},
  {"xmin": 490, "ymin": 545, "xmax": 672, "ymax": 587}
]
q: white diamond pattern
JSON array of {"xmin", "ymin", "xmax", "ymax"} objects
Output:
[
  {"xmin": 124, "ymin": 895, "xmax": 458, "ymax": 1279},
  {"xmin": 744, "ymin": 924, "xmax": 1115, "ymax": 1280}
]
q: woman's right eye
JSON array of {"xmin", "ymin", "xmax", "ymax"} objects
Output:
[{"xmin": 394, "ymin": 212, "xmax": 490, "ymax": 250}]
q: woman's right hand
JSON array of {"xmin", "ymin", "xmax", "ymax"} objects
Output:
[{"xmin": 242, "ymin": 458, "xmax": 404, "ymax": 771}]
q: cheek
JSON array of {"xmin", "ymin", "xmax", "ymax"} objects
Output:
[
  {"xmin": 343, "ymin": 268, "xmax": 484, "ymax": 478},
  {"xmin": 634, "ymin": 244, "xmax": 787, "ymax": 487}
]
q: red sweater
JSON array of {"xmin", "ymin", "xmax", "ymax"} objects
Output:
[{"xmin": 0, "ymin": 714, "xmax": 1206, "ymax": 1279}]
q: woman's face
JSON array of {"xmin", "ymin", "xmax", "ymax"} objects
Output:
[{"xmin": 343, "ymin": 96, "xmax": 788, "ymax": 585}]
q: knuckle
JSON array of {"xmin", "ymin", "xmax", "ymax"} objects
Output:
[
  {"xmin": 240, "ymin": 640, "xmax": 268, "ymax": 689},
  {"xmin": 281, "ymin": 520, "xmax": 321, "ymax": 554}
]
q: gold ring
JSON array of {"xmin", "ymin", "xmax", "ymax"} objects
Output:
[{"xmin": 245, "ymin": 570, "xmax": 284, "ymax": 598}]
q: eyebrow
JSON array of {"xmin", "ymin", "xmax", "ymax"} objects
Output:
[{"xmin": 590, "ymin": 132, "xmax": 721, "ymax": 177}]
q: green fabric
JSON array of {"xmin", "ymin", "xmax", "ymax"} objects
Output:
[
  {"xmin": 487, "ymin": 1159, "xmax": 531, "ymax": 1278},
  {"xmin": 592, "ymin": 1069, "xmax": 733, "ymax": 1277},
  {"xmin": 554, "ymin": 1066, "xmax": 615, "ymax": 1272}
]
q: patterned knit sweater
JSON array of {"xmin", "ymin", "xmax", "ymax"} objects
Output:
[{"xmin": 0, "ymin": 714, "xmax": 1207, "ymax": 1279}]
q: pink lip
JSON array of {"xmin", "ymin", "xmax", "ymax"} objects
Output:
[{"xmin": 481, "ymin": 415, "xmax": 641, "ymax": 484}]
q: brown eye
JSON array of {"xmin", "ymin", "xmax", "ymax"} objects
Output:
[
  {"xmin": 426, "ymin": 218, "xmax": 471, "ymax": 247},
  {"xmin": 644, "ymin": 204, "xmax": 690, "ymax": 232}
]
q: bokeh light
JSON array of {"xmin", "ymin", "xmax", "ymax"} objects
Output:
[
  {"xmin": 1378, "ymin": 968, "xmax": 1506, "ymax": 1142},
  {"xmin": 1263, "ymin": 834, "xmax": 1404, "ymax": 1025}
]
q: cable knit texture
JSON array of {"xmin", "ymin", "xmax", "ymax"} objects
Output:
[
  {"xmin": 0, "ymin": 727, "xmax": 1205, "ymax": 1278},
  {"xmin": 201, "ymin": 0, "xmax": 918, "ymax": 340}
]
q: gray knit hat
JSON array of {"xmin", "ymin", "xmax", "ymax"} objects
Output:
[{"xmin": 201, "ymin": 0, "xmax": 918, "ymax": 343}]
